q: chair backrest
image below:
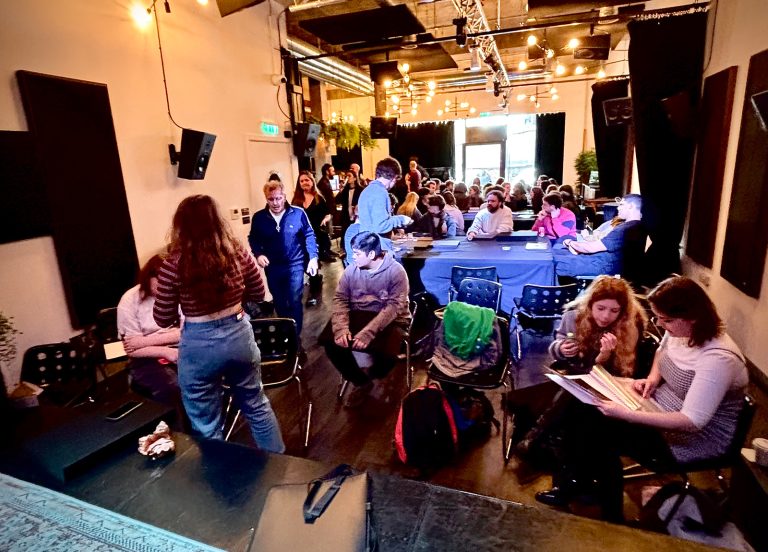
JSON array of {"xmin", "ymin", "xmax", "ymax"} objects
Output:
[
  {"xmin": 456, "ymin": 278, "xmax": 502, "ymax": 312},
  {"xmin": 724, "ymin": 394, "xmax": 756, "ymax": 461},
  {"xmin": 250, "ymin": 318, "xmax": 299, "ymax": 386},
  {"xmin": 574, "ymin": 275, "xmax": 596, "ymax": 296},
  {"xmin": 634, "ymin": 331, "xmax": 660, "ymax": 379},
  {"xmin": 21, "ymin": 343, "xmax": 93, "ymax": 387},
  {"xmin": 518, "ymin": 283, "xmax": 579, "ymax": 316},
  {"xmin": 94, "ymin": 307, "xmax": 119, "ymax": 343},
  {"xmin": 450, "ymin": 266, "xmax": 497, "ymax": 293}
]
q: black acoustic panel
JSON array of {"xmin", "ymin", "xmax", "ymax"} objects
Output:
[
  {"xmin": 721, "ymin": 49, "xmax": 768, "ymax": 298},
  {"xmin": 357, "ymin": 43, "xmax": 458, "ymax": 72},
  {"xmin": 299, "ymin": 5, "xmax": 424, "ymax": 46},
  {"xmin": 16, "ymin": 71, "xmax": 139, "ymax": 327},
  {"xmin": 370, "ymin": 116, "xmax": 397, "ymax": 139},
  {"xmin": 0, "ymin": 131, "xmax": 50, "ymax": 244},
  {"xmin": 686, "ymin": 67, "xmax": 737, "ymax": 268},
  {"xmin": 573, "ymin": 34, "xmax": 610, "ymax": 60},
  {"xmin": 603, "ymin": 97, "xmax": 633, "ymax": 126}
]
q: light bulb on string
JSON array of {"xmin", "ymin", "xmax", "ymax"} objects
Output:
[
  {"xmin": 597, "ymin": 67, "xmax": 606, "ymax": 79},
  {"xmin": 527, "ymin": 35, "xmax": 538, "ymax": 46},
  {"xmin": 567, "ymin": 38, "xmax": 580, "ymax": 49},
  {"xmin": 517, "ymin": 93, "xmax": 526, "ymax": 102},
  {"xmin": 574, "ymin": 65, "xmax": 585, "ymax": 75},
  {"xmin": 518, "ymin": 61, "xmax": 527, "ymax": 71},
  {"xmin": 555, "ymin": 63, "xmax": 566, "ymax": 76}
]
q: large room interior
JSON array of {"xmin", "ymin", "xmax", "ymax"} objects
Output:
[{"xmin": 1, "ymin": 0, "xmax": 768, "ymax": 550}]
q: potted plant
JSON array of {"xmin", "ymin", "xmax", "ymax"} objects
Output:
[{"xmin": 574, "ymin": 149, "xmax": 598, "ymax": 186}]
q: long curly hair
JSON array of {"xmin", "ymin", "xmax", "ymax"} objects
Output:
[
  {"xmin": 567, "ymin": 275, "xmax": 647, "ymax": 376},
  {"xmin": 168, "ymin": 195, "xmax": 242, "ymax": 312},
  {"xmin": 291, "ymin": 170, "xmax": 320, "ymax": 207}
]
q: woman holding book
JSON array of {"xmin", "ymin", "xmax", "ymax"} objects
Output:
[{"xmin": 535, "ymin": 276, "xmax": 748, "ymax": 523}]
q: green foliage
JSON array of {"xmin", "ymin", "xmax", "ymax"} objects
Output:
[
  {"xmin": 0, "ymin": 312, "xmax": 20, "ymax": 366},
  {"xmin": 574, "ymin": 149, "xmax": 598, "ymax": 177},
  {"xmin": 318, "ymin": 120, "xmax": 377, "ymax": 151}
]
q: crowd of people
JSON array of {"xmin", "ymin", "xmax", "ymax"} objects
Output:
[{"xmin": 113, "ymin": 156, "xmax": 748, "ymax": 530}]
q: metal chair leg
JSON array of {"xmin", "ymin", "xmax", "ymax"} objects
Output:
[
  {"xmin": 225, "ymin": 410, "xmax": 241, "ymax": 441},
  {"xmin": 338, "ymin": 378, "xmax": 349, "ymax": 400},
  {"xmin": 501, "ymin": 382, "xmax": 514, "ymax": 464},
  {"xmin": 295, "ymin": 372, "xmax": 311, "ymax": 450},
  {"xmin": 405, "ymin": 337, "xmax": 412, "ymax": 392},
  {"xmin": 304, "ymin": 401, "xmax": 313, "ymax": 449}
]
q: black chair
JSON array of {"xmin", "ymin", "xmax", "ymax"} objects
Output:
[
  {"xmin": 21, "ymin": 343, "xmax": 97, "ymax": 407},
  {"xmin": 427, "ymin": 315, "xmax": 515, "ymax": 463},
  {"xmin": 624, "ymin": 394, "xmax": 756, "ymax": 528},
  {"xmin": 512, "ymin": 283, "xmax": 580, "ymax": 361},
  {"xmin": 574, "ymin": 275, "xmax": 596, "ymax": 296},
  {"xmin": 223, "ymin": 318, "xmax": 312, "ymax": 449},
  {"xmin": 456, "ymin": 277, "xmax": 503, "ymax": 313},
  {"xmin": 449, "ymin": 266, "xmax": 497, "ymax": 302}
]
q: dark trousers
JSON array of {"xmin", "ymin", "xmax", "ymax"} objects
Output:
[
  {"xmin": 128, "ymin": 357, "xmax": 186, "ymax": 430},
  {"xmin": 557, "ymin": 402, "xmax": 675, "ymax": 521},
  {"xmin": 266, "ymin": 262, "xmax": 305, "ymax": 334},
  {"xmin": 320, "ymin": 311, "xmax": 406, "ymax": 386}
]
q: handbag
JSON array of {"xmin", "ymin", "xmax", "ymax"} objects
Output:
[{"xmin": 252, "ymin": 464, "xmax": 376, "ymax": 552}]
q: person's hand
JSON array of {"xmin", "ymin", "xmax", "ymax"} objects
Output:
[
  {"xmin": 599, "ymin": 332, "xmax": 618, "ymax": 355},
  {"xmin": 467, "ymin": 231, "xmax": 476, "ymax": 241},
  {"xmin": 306, "ymin": 258, "xmax": 318, "ymax": 276},
  {"xmin": 122, "ymin": 335, "xmax": 144, "ymax": 354},
  {"xmin": 559, "ymin": 339, "xmax": 580, "ymax": 357},
  {"xmin": 256, "ymin": 255, "xmax": 270, "ymax": 268},
  {"xmin": 399, "ymin": 215, "xmax": 412, "ymax": 227},
  {"xmin": 163, "ymin": 347, "xmax": 178, "ymax": 363},
  {"xmin": 321, "ymin": 214, "xmax": 332, "ymax": 226},
  {"xmin": 352, "ymin": 332, "xmax": 372, "ymax": 350},
  {"xmin": 632, "ymin": 378, "xmax": 659, "ymax": 399},
  {"xmin": 537, "ymin": 209, "xmax": 547, "ymax": 220},
  {"xmin": 441, "ymin": 222, "xmax": 447, "ymax": 234},
  {"xmin": 596, "ymin": 400, "xmax": 631, "ymax": 419},
  {"xmin": 334, "ymin": 331, "xmax": 352, "ymax": 348}
]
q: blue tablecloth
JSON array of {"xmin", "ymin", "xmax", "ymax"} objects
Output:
[{"xmin": 397, "ymin": 237, "xmax": 555, "ymax": 313}]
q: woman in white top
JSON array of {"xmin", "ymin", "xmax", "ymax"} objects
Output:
[
  {"xmin": 535, "ymin": 276, "xmax": 748, "ymax": 523},
  {"xmin": 441, "ymin": 191, "xmax": 465, "ymax": 236},
  {"xmin": 117, "ymin": 254, "xmax": 183, "ymax": 415}
]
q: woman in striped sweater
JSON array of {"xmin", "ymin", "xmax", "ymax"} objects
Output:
[{"xmin": 154, "ymin": 195, "xmax": 284, "ymax": 452}]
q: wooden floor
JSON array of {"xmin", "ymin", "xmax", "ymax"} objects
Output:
[{"xmin": 227, "ymin": 248, "xmax": 739, "ymax": 525}]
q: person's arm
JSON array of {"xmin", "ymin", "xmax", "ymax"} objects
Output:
[
  {"xmin": 362, "ymin": 187, "xmax": 409, "ymax": 234},
  {"xmin": 354, "ymin": 265, "xmax": 409, "ymax": 346},
  {"xmin": 564, "ymin": 237, "xmax": 607, "ymax": 254},
  {"xmin": 248, "ymin": 213, "xmax": 264, "ymax": 258},
  {"xmin": 153, "ymin": 258, "xmax": 181, "ymax": 328},
  {"xmin": 466, "ymin": 210, "xmax": 486, "ymax": 237},
  {"xmin": 444, "ymin": 213, "xmax": 457, "ymax": 237},
  {"xmin": 548, "ymin": 310, "xmax": 579, "ymax": 360},
  {"xmin": 241, "ymin": 247, "xmax": 266, "ymax": 304},
  {"xmin": 299, "ymin": 209, "xmax": 319, "ymax": 268},
  {"xmin": 597, "ymin": 402, "xmax": 697, "ymax": 431},
  {"xmin": 331, "ymin": 271, "xmax": 352, "ymax": 340}
]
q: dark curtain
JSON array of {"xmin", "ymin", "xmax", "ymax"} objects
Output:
[
  {"xmin": 628, "ymin": 12, "xmax": 707, "ymax": 285},
  {"xmin": 591, "ymin": 79, "xmax": 631, "ymax": 198},
  {"xmin": 332, "ymin": 145, "xmax": 363, "ymax": 174},
  {"xmin": 388, "ymin": 121, "xmax": 454, "ymax": 173},
  {"xmin": 534, "ymin": 113, "xmax": 565, "ymax": 184}
]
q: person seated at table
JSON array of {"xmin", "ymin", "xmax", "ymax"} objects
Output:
[
  {"xmin": 506, "ymin": 182, "xmax": 529, "ymax": 211},
  {"xmin": 553, "ymin": 194, "xmax": 644, "ymax": 279},
  {"xmin": 466, "ymin": 190, "xmax": 514, "ymax": 241},
  {"xmin": 545, "ymin": 184, "xmax": 558, "ymax": 194},
  {"xmin": 453, "ymin": 180, "xmax": 468, "ymax": 206},
  {"xmin": 397, "ymin": 191, "xmax": 423, "ymax": 222},
  {"xmin": 357, "ymin": 156, "xmax": 412, "ymax": 249},
  {"xmin": 416, "ymin": 187, "xmax": 432, "ymax": 215},
  {"xmin": 467, "ymin": 184, "xmax": 483, "ymax": 208},
  {"xmin": 441, "ymin": 192, "xmax": 465, "ymax": 236},
  {"xmin": 117, "ymin": 254, "xmax": 183, "ymax": 421},
  {"xmin": 406, "ymin": 194, "xmax": 457, "ymax": 239},
  {"xmin": 532, "ymin": 192, "xmax": 577, "ymax": 243},
  {"xmin": 320, "ymin": 232, "xmax": 410, "ymax": 407},
  {"xmin": 426, "ymin": 180, "xmax": 438, "ymax": 194},
  {"xmin": 535, "ymin": 276, "xmax": 748, "ymax": 523},
  {"xmin": 530, "ymin": 185, "xmax": 544, "ymax": 213},
  {"xmin": 444, "ymin": 180, "xmax": 455, "ymax": 194}
]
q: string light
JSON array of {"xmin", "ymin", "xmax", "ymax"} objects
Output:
[
  {"xmin": 555, "ymin": 63, "xmax": 566, "ymax": 76},
  {"xmin": 597, "ymin": 67, "xmax": 607, "ymax": 79},
  {"xmin": 527, "ymin": 35, "xmax": 538, "ymax": 46},
  {"xmin": 567, "ymin": 38, "xmax": 580, "ymax": 49},
  {"xmin": 518, "ymin": 60, "xmax": 528, "ymax": 71}
]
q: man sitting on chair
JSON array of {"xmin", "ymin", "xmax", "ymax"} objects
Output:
[
  {"xmin": 320, "ymin": 231, "xmax": 411, "ymax": 407},
  {"xmin": 466, "ymin": 190, "xmax": 514, "ymax": 240}
]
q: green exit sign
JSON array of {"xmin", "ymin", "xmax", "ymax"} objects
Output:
[{"xmin": 260, "ymin": 122, "xmax": 279, "ymax": 136}]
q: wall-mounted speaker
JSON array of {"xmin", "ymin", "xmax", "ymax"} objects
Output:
[
  {"xmin": 293, "ymin": 122, "xmax": 321, "ymax": 157},
  {"xmin": 752, "ymin": 89, "xmax": 768, "ymax": 131},
  {"xmin": 370, "ymin": 116, "xmax": 398, "ymax": 139},
  {"xmin": 573, "ymin": 34, "xmax": 611, "ymax": 60},
  {"xmin": 603, "ymin": 97, "xmax": 633, "ymax": 126},
  {"xmin": 169, "ymin": 129, "xmax": 216, "ymax": 180}
]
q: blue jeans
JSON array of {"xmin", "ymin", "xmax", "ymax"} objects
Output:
[
  {"xmin": 266, "ymin": 263, "xmax": 305, "ymax": 334},
  {"xmin": 179, "ymin": 312, "xmax": 284, "ymax": 453}
]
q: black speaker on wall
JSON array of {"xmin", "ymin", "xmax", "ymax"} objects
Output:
[
  {"xmin": 603, "ymin": 97, "xmax": 633, "ymax": 126},
  {"xmin": 370, "ymin": 116, "xmax": 398, "ymax": 139},
  {"xmin": 573, "ymin": 34, "xmax": 611, "ymax": 60},
  {"xmin": 169, "ymin": 128, "xmax": 216, "ymax": 180},
  {"xmin": 293, "ymin": 122, "xmax": 321, "ymax": 157}
]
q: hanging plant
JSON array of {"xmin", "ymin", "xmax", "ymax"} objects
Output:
[
  {"xmin": 315, "ymin": 120, "xmax": 377, "ymax": 151},
  {"xmin": 0, "ymin": 311, "xmax": 21, "ymax": 367},
  {"xmin": 357, "ymin": 124, "xmax": 377, "ymax": 150}
]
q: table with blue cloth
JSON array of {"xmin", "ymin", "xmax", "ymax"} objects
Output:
[
  {"xmin": 396, "ymin": 235, "xmax": 555, "ymax": 313},
  {"xmin": 463, "ymin": 210, "xmax": 537, "ymax": 231}
]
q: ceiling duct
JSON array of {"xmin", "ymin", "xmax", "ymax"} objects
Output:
[{"xmin": 287, "ymin": 38, "xmax": 374, "ymax": 96}]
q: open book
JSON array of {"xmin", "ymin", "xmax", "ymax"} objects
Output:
[{"xmin": 545, "ymin": 365, "xmax": 662, "ymax": 412}]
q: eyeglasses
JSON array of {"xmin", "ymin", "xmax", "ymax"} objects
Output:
[{"xmin": 651, "ymin": 315, "xmax": 677, "ymax": 326}]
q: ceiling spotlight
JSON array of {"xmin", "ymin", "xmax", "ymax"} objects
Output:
[
  {"xmin": 392, "ymin": 105, "xmax": 398, "ymax": 112},
  {"xmin": 493, "ymin": 81, "xmax": 500, "ymax": 97},
  {"xmin": 453, "ymin": 17, "xmax": 468, "ymax": 47},
  {"xmin": 131, "ymin": 5, "xmax": 152, "ymax": 28},
  {"xmin": 535, "ymin": 101, "xmax": 541, "ymax": 108},
  {"xmin": 567, "ymin": 38, "xmax": 580, "ymax": 49},
  {"xmin": 555, "ymin": 63, "xmax": 566, "ymax": 76},
  {"xmin": 575, "ymin": 65, "xmax": 585, "ymax": 75},
  {"xmin": 597, "ymin": 67, "xmax": 606, "ymax": 79},
  {"xmin": 518, "ymin": 61, "xmax": 528, "ymax": 71},
  {"xmin": 527, "ymin": 35, "xmax": 538, "ymax": 46},
  {"xmin": 517, "ymin": 94, "xmax": 526, "ymax": 102}
]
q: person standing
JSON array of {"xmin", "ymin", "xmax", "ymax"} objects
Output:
[
  {"xmin": 248, "ymin": 178, "xmax": 318, "ymax": 334},
  {"xmin": 316, "ymin": 163, "xmax": 337, "ymax": 216},
  {"xmin": 153, "ymin": 195, "xmax": 284, "ymax": 451},
  {"xmin": 356, "ymin": 156, "xmax": 411, "ymax": 249},
  {"xmin": 336, "ymin": 170, "xmax": 363, "ymax": 238}
]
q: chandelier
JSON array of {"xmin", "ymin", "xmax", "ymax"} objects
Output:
[
  {"xmin": 383, "ymin": 63, "xmax": 437, "ymax": 118},
  {"xmin": 436, "ymin": 96, "xmax": 477, "ymax": 119}
]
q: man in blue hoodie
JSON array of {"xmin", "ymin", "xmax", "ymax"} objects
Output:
[
  {"xmin": 320, "ymin": 232, "xmax": 411, "ymax": 407},
  {"xmin": 356, "ymin": 157, "xmax": 411, "ymax": 250},
  {"xmin": 248, "ymin": 178, "xmax": 318, "ymax": 335}
]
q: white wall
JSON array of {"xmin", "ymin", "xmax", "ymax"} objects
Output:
[
  {"xmin": 681, "ymin": 0, "xmax": 768, "ymax": 375},
  {"xmin": 0, "ymin": 0, "xmax": 293, "ymax": 388}
]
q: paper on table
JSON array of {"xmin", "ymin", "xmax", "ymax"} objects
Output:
[
  {"xmin": 525, "ymin": 242, "xmax": 548, "ymax": 250},
  {"xmin": 104, "ymin": 341, "xmax": 127, "ymax": 360}
]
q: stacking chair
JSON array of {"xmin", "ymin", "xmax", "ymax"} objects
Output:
[
  {"xmin": 574, "ymin": 275, "xmax": 596, "ymax": 296},
  {"xmin": 21, "ymin": 342, "xmax": 97, "ymax": 407},
  {"xmin": 624, "ymin": 395, "xmax": 756, "ymax": 529},
  {"xmin": 427, "ymin": 315, "xmax": 515, "ymax": 463},
  {"xmin": 512, "ymin": 283, "xmax": 579, "ymax": 361},
  {"xmin": 449, "ymin": 266, "xmax": 497, "ymax": 302},
  {"xmin": 456, "ymin": 277, "xmax": 503, "ymax": 313},
  {"xmin": 223, "ymin": 318, "xmax": 312, "ymax": 449}
]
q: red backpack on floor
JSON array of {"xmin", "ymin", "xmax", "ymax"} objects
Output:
[{"xmin": 394, "ymin": 383, "xmax": 458, "ymax": 469}]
